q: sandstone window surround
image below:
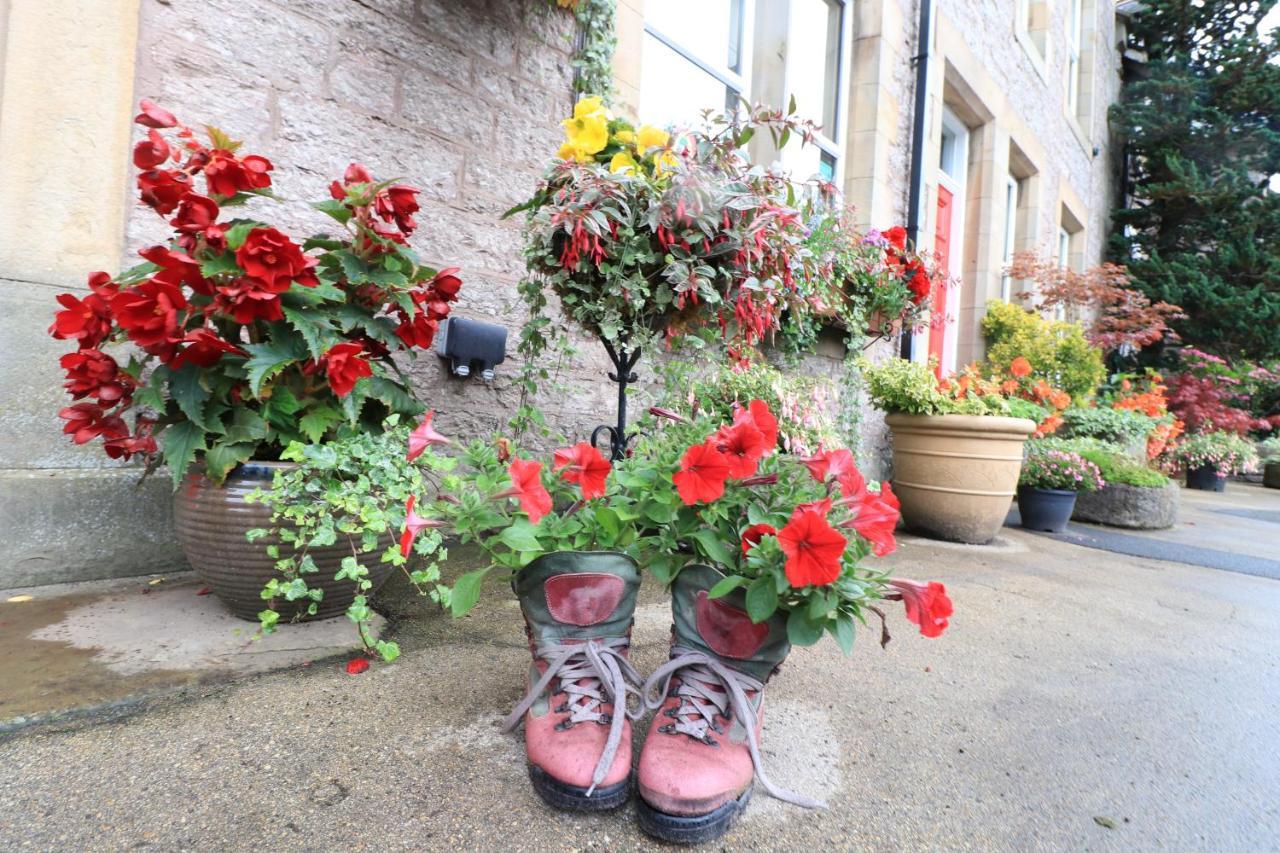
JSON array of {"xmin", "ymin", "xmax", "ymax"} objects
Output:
[
  {"xmin": 1002, "ymin": 141, "xmax": 1041, "ymax": 303},
  {"xmin": 1056, "ymin": 203, "xmax": 1086, "ymax": 320},
  {"xmin": 1065, "ymin": 0, "xmax": 1098, "ymax": 152},
  {"xmin": 1015, "ymin": 0, "xmax": 1052, "ymax": 81},
  {"xmin": 636, "ymin": 0, "xmax": 852, "ymax": 186}
]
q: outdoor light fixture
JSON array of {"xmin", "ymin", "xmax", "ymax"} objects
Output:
[{"xmin": 435, "ymin": 316, "xmax": 507, "ymax": 381}]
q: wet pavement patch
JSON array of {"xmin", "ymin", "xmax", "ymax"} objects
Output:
[{"xmin": 1210, "ymin": 507, "xmax": 1280, "ymax": 524}]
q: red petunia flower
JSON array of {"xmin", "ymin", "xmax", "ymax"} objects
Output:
[
  {"xmin": 171, "ymin": 329, "xmax": 249, "ymax": 369},
  {"xmin": 235, "ymin": 227, "xmax": 315, "ymax": 290},
  {"xmin": 60, "ymin": 350, "xmax": 133, "ymax": 405},
  {"xmin": 552, "ymin": 442, "xmax": 612, "ymax": 499},
  {"xmin": 672, "ymin": 441, "xmax": 731, "ymax": 505},
  {"xmin": 399, "ymin": 494, "xmax": 446, "ymax": 557},
  {"xmin": 169, "ymin": 194, "xmax": 219, "ymax": 235},
  {"xmin": 777, "ymin": 506, "xmax": 848, "ymax": 588},
  {"xmin": 133, "ymin": 129, "xmax": 171, "ymax": 169},
  {"xmin": 103, "ymin": 419, "xmax": 158, "ymax": 461},
  {"xmin": 134, "ymin": 99, "xmax": 178, "ymax": 128},
  {"xmin": 322, "ymin": 341, "xmax": 372, "ymax": 398},
  {"xmin": 713, "ymin": 415, "xmax": 767, "ymax": 478},
  {"xmin": 502, "ymin": 458, "xmax": 553, "ymax": 524},
  {"xmin": 50, "ymin": 279, "xmax": 114, "ymax": 348},
  {"xmin": 740, "ymin": 523, "xmax": 777, "ymax": 556},
  {"xmin": 887, "ymin": 577, "xmax": 952, "ymax": 638},
  {"xmin": 110, "ymin": 278, "xmax": 188, "ymax": 355},
  {"xmin": 799, "ymin": 448, "xmax": 866, "ymax": 498},
  {"xmin": 406, "ymin": 411, "xmax": 449, "ymax": 461},
  {"xmin": 838, "ymin": 483, "xmax": 901, "ymax": 557},
  {"xmin": 204, "ymin": 150, "xmax": 273, "ymax": 198},
  {"xmin": 746, "ymin": 399, "xmax": 779, "ymax": 449},
  {"xmin": 884, "ymin": 225, "xmax": 907, "ymax": 251}
]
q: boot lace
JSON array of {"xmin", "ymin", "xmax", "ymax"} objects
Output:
[
  {"xmin": 642, "ymin": 646, "xmax": 826, "ymax": 810},
  {"xmin": 503, "ymin": 637, "xmax": 642, "ymax": 796}
]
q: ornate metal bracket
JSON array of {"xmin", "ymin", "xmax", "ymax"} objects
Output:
[{"xmin": 590, "ymin": 339, "xmax": 643, "ymax": 461}]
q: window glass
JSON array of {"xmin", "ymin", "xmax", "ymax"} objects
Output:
[
  {"xmin": 788, "ymin": 0, "xmax": 842, "ymax": 135},
  {"xmin": 645, "ymin": 0, "xmax": 742, "ymax": 71},
  {"xmin": 1000, "ymin": 176, "xmax": 1020, "ymax": 301},
  {"xmin": 639, "ymin": 35, "xmax": 735, "ymax": 129}
]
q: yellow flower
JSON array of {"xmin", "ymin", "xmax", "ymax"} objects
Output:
[
  {"xmin": 609, "ymin": 151, "xmax": 638, "ymax": 174},
  {"xmin": 636, "ymin": 124, "xmax": 670, "ymax": 153},
  {"xmin": 573, "ymin": 95, "xmax": 608, "ymax": 121},
  {"xmin": 562, "ymin": 114, "xmax": 609, "ymax": 155},
  {"xmin": 653, "ymin": 149, "xmax": 681, "ymax": 178},
  {"xmin": 614, "ymin": 129, "xmax": 635, "ymax": 146}
]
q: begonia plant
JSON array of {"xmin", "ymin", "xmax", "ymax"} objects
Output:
[{"xmin": 49, "ymin": 100, "xmax": 462, "ymax": 484}]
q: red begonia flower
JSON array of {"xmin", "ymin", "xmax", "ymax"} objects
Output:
[
  {"xmin": 502, "ymin": 458, "xmax": 553, "ymax": 524},
  {"xmin": 50, "ymin": 285, "xmax": 114, "ymax": 348},
  {"xmin": 345, "ymin": 657, "xmax": 371, "ymax": 675},
  {"xmin": 204, "ymin": 150, "xmax": 273, "ymax": 197},
  {"xmin": 58, "ymin": 403, "xmax": 128, "ymax": 445},
  {"xmin": 171, "ymin": 329, "xmax": 249, "ymax": 369},
  {"xmin": 60, "ymin": 350, "xmax": 133, "ymax": 404},
  {"xmin": 407, "ymin": 411, "xmax": 449, "ymax": 461},
  {"xmin": 908, "ymin": 268, "xmax": 931, "ymax": 304},
  {"xmin": 672, "ymin": 441, "xmax": 731, "ymax": 505},
  {"xmin": 552, "ymin": 442, "xmax": 612, "ymax": 499},
  {"xmin": 713, "ymin": 415, "xmax": 767, "ymax": 478},
  {"xmin": 322, "ymin": 341, "xmax": 372, "ymax": 398},
  {"xmin": 777, "ymin": 506, "xmax": 847, "ymax": 588},
  {"xmin": 235, "ymin": 227, "xmax": 315, "ymax": 290},
  {"xmin": 746, "ymin": 399, "xmax": 779, "ymax": 449},
  {"xmin": 740, "ymin": 523, "xmax": 777, "ymax": 556},
  {"xmin": 169, "ymin": 194, "xmax": 219, "ymax": 235},
  {"xmin": 399, "ymin": 494, "xmax": 446, "ymax": 557},
  {"xmin": 887, "ymin": 577, "xmax": 952, "ymax": 638},
  {"xmin": 110, "ymin": 278, "xmax": 187, "ymax": 353},
  {"xmin": 104, "ymin": 424, "xmax": 158, "ymax": 461},
  {"xmin": 1010, "ymin": 356, "xmax": 1032, "ymax": 379},
  {"xmin": 140, "ymin": 245, "xmax": 212, "ymax": 295},
  {"xmin": 839, "ymin": 483, "xmax": 901, "ymax": 557},
  {"xmin": 134, "ymin": 99, "xmax": 178, "ymax": 128},
  {"xmin": 430, "ymin": 267, "xmax": 463, "ymax": 300},
  {"xmin": 133, "ymin": 129, "xmax": 171, "ymax": 169},
  {"xmin": 137, "ymin": 168, "xmax": 194, "ymax": 214},
  {"xmin": 379, "ymin": 184, "xmax": 421, "ymax": 234}
]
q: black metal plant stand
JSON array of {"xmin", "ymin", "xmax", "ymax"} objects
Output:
[{"xmin": 590, "ymin": 339, "xmax": 642, "ymax": 461}]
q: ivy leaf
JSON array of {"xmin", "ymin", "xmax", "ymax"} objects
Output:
[
  {"xmin": 745, "ymin": 575, "xmax": 778, "ymax": 623},
  {"xmin": 450, "ymin": 567, "xmax": 490, "ymax": 617},
  {"xmin": 707, "ymin": 574, "xmax": 748, "ymax": 600},
  {"xmin": 204, "ymin": 441, "xmax": 256, "ymax": 483},
  {"xmin": 690, "ymin": 529, "xmax": 734, "ymax": 569},
  {"xmin": 786, "ymin": 609, "xmax": 825, "ymax": 647},
  {"xmin": 498, "ymin": 520, "xmax": 543, "ymax": 554},
  {"xmin": 298, "ymin": 406, "xmax": 343, "ymax": 443},
  {"xmin": 243, "ymin": 337, "xmax": 306, "ymax": 397},
  {"xmin": 169, "ymin": 364, "xmax": 213, "ymax": 429},
  {"xmin": 161, "ymin": 421, "xmax": 207, "ymax": 487}
]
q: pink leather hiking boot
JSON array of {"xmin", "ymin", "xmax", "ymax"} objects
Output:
[
  {"xmin": 636, "ymin": 564, "xmax": 824, "ymax": 843},
  {"xmin": 503, "ymin": 552, "xmax": 642, "ymax": 811}
]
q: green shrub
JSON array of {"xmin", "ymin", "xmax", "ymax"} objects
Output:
[
  {"xmin": 1173, "ymin": 431, "xmax": 1259, "ymax": 475},
  {"xmin": 982, "ymin": 300, "xmax": 1106, "ymax": 401},
  {"xmin": 1256, "ymin": 436, "xmax": 1280, "ymax": 463},
  {"xmin": 1006, "ymin": 397, "xmax": 1049, "ymax": 424},
  {"xmin": 1030, "ymin": 436, "xmax": 1170, "ymax": 486},
  {"xmin": 859, "ymin": 357, "xmax": 1007, "ymax": 417},
  {"xmin": 1059, "ymin": 406, "xmax": 1157, "ymax": 446}
]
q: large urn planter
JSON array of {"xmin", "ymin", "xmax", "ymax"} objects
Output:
[
  {"xmin": 173, "ymin": 462, "xmax": 394, "ymax": 621},
  {"xmin": 1185, "ymin": 465, "xmax": 1226, "ymax": 492},
  {"xmin": 1016, "ymin": 486, "xmax": 1077, "ymax": 534},
  {"xmin": 1071, "ymin": 481, "xmax": 1179, "ymax": 530},
  {"xmin": 1263, "ymin": 462, "xmax": 1280, "ymax": 490},
  {"xmin": 885, "ymin": 414, "xmax": 1037, "ymax": 545}
]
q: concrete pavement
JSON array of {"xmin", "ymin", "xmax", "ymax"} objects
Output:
[{"xmin": 2, "ymin": 528, "xmax": 1279, "ymax": 850}]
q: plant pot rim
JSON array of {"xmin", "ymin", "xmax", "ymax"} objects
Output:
[
  {"xmin": 1018, "ymin": 485, "xmax": 1078, "ymax": 497},
  {"xmin": 885, "ymin": 412, "xmax": 1037, "ymax": 436}
]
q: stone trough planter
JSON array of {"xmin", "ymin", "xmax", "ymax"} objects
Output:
[{"xmin": 1071, "ymin": 481, "xmax": 1179, "ymax": 530}]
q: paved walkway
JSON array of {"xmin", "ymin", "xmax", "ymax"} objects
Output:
[{"xmin": 2, "ymin": 522, "xmax": 1279, "ymax": 849}]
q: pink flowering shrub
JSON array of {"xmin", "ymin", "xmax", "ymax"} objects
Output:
[{"xmin": 1019, "ymin": 447, "xmax": 1105, "ymax": 492}]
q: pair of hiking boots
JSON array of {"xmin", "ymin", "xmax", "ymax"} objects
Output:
[{"xmin": 503, "ymin": 553, "xmax": 822, "ymax": 844}]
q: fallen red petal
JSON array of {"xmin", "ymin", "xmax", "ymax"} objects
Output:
[{"xmin": 345, "ymin": 657, "xmax": 371, "ymax": 675}]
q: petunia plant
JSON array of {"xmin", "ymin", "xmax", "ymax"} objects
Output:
[{"xmin": 49, "ymin": 100, "xmax": 462, "ymax": 485}]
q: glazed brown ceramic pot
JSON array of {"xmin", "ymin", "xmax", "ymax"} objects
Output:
[
  {"xmin": 886, "ymin": 413, "xmax": 1037, "ymax": 545},
  {"xmin": 173, "ymin": 461, "xmax": 394, "ymax": 622},
  {"xmin": 1263, "ymin": 462, "xmax": 1280, "ymax": 490}
]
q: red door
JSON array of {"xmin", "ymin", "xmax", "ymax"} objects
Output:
[{"xmin": 929, "ymin": 186, "xmax": 953, "ymax": 376}]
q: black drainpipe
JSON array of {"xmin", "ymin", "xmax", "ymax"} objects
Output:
[{"xmin": 900, "ymin": 0, "xmax": 933, "ymax": 361}]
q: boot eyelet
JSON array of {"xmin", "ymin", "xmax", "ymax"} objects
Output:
[
  {"xmin": 597, "ymin": 713, "xmax": 612, "ymax": 725},
  {"xmin": 656, "ymin": 724, "xmax": 675, "ymax": 735},
  {"xmin": 553, "ymin": 703, "xmax": 569, "ymax": 713},
  {"xmin": 554, "ymin": 720, "xmax": 574, "ymax": 732}
]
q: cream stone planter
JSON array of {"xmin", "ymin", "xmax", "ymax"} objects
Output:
[{"xmin": 885, "ymin": 413, "xmax": 1037, "ymax": 545}]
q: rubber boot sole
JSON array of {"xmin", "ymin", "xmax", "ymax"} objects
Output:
[
  {"xmin": 635, "ymin": 784, "xmax": 754, "ymax": 844},
  {"xmin": 528, "ymin": 764, "xmax": 631, "ymax": 812}
]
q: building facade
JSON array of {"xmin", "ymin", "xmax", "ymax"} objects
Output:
[{"xmin": 0, "ymin": 0, "xmax": 1122, "ymax": 587}]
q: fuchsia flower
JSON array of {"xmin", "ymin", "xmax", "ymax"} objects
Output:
[
  {"xmin": 887, "ymin": 578, "xmax": 953, "ymax": 638},
  {"xmin": 407, "ymin": 411, "xmax": 449, "ymax": 461}
]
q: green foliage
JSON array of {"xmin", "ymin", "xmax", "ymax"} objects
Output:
[
  {"xmin": 1032, "ymin": 436, "xmax": 1171, "ymax": 487},
  {"xmin": 1109, "ymin": 0, "xmax": 1280, "ymax": 360},
  {"xmin": 570, "ymin": 0, "xmax": 617, "ymax": 101},
  {"xmin": 1259, "ymin": 436, "xmax": 1280, "ymax": 463},
  {"xmin": 1006, "ymin": 397, "xmax": 1049, "ymax": 424},
  {"xmin": 1059, "ymin": 406, "xmax": 1158, "ymax": 447},
  {"xmin": 981, "ymin": 300, "xmax": 1106, "ymax": 401},
  {"xmin": 858, "ymin": 357, "xmax": 1007, "ymax": 417},
  {"xmin": 246, "ymin": 420, "xmax": 453, "ymax": 659}
]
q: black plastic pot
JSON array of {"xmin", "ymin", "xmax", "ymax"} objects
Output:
[
  {"xmin": 1185, "ymin": 465, "xmax": 1226, "ymax": 492},
  {"xmin": 1017, "ymin": 485, "xmax": 1078, "ymax": 533}
]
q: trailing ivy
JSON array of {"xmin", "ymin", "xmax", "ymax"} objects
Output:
[{"xmin": 570, "ymin": 0, "xmax": 617, "ymax": 102}]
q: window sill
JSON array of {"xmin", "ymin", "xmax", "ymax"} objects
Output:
[{"xmin": 1014, "ymin": 29, "xmax": 1049, "ymax": 83}]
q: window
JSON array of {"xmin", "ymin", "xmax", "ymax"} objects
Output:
[
  {"xmin": 639, "ymin": 0, "xmax": 751, "ymax": 130},
  {"xmin": 1015, "ymin": 0, "xmax": 1050, "ymax": 71},
  {"xmin": 781, "ymin": 0, "xmax": 845, "ymax": 182},
  {"xmin": 1000, "ymin": 175, "xmax": 1020, "ymax": 302},
  {"xmin": 1066, "ymin": 0, "xmax": 1083, "ymax": 116}
]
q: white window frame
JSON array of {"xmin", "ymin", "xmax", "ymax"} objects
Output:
[
  {"xmin": 788, "ymin": 0, "xmax": 850, "ymax": 184},
  {"xmin": 912, "ymin": 107, "xmax": 968, "ymax": 373},
  {"xmin": 1000, "ymin": 175, "xmax": 1020, "ymax": 302},
  {"xmin": 641, "ymin": 0, "xmax": 755, "ymax": 122},
  {"xmin": 1055, "ymin": 226, "xmax": 1071, "ymax": 320},
  {"xmin": 1066, "ymin": 0, "xmax": 1083, "ymax": 116}
]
